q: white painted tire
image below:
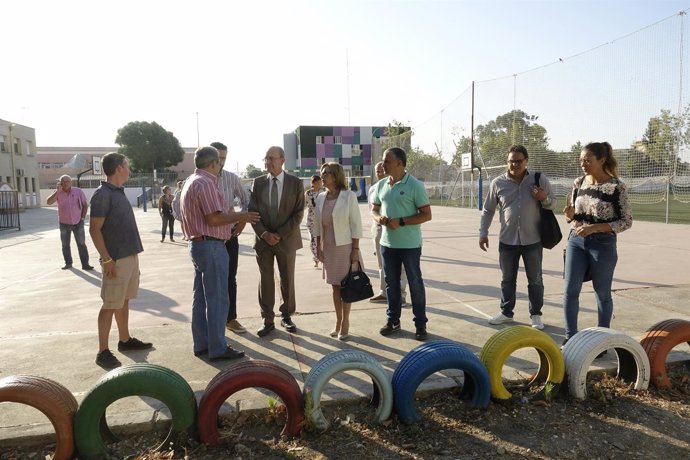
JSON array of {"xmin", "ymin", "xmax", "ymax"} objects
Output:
[
  {"xmin": 304, "ymin": 350, "xmax": 393, "ymax": 431},
  {"xmin": 562, "ymin": 327, "xmax": 650, "ymax": 400}
]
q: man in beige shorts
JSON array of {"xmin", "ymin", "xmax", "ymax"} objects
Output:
[{"xmin": 89, "ymin": 152, "xmax": 152, "ymax": 369}]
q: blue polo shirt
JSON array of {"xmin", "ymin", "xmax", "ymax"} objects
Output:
[
  {"xmin": 372, "ymin": 172, "xmax": 430, "ymax": 249},
  {"xmin": 90, "ymin": 181, "xmax": 143, "ymax": 260}
]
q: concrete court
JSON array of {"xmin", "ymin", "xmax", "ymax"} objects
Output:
[{"xmin": 1, "ymin": 203, "xmax": 689, "ymax": 445}]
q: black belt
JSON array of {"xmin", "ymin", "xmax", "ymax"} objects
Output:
[{"xmin": 191, "ymin": 235, "xmax": 225, "ymax": 242}]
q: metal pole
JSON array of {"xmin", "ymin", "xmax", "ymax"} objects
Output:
[
  {"xmin": 196, "ymin": 112, "xmax": 200, "ymax": 148},
  {"xmin": 8, "ymin": 123, "xmax": 16, "ymax": 191}
]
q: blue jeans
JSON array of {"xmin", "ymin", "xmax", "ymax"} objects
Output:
[
  {"xmin": 381, "ymin": 246, "xmax": 427, "ymax": 329},
  {"xmin": 189, "ymin": 240, "xmax": 230, "ymax": 358},
  {"xmin": 563, "ymin": 232, "xmax": 618, "ymax": 339},
  {"xmin": 498, "ymin": 242, "xmax": 544, "ymax": 317},
  {"xmin": 59, "ymin": 220, "xmax": 90, "ymax": 266}
]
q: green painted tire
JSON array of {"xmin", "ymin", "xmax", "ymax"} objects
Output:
[{"xmin": 74, "ymin": 363, "xmax": 197, "ymax": 459}]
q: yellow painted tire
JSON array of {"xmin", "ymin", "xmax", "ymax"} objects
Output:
[{"xmin": 479, "ymin": 325, "xmax": 565, "ymax": 401}]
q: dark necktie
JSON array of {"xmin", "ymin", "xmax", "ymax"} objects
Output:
[{"xmin": 270, "ymin": 177, "xmax": 279, "ymax": 226}]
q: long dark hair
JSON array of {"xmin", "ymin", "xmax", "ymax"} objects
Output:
[{"xmin": 584, "ymin": 142, "xmax": 618, "ymax": 178}]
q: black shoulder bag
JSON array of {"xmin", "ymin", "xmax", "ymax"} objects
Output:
[
  {"xmin": 534, "ymin": 172, "xmax": 562, "ymax": 250},
  {"xmin": 340, "ymin": 261, "xmax": 374, "ymax": 303}
]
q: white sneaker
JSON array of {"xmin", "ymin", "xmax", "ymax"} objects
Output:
[
  {"xmin": 488, "ymin": 313, "xmax": 514, "ymax": 325},
  {"xmin": 530, "ymin": 315, "xmax": 544, "ymax": 330}
]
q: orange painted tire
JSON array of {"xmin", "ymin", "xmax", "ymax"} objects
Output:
[
  {"xmin": 198, "ymin": 360, "xmax": 304, "ymax": 445},
  {"xmin": 0, "ymin": 375, "xmax": 78, "ymax": 460},
  {"xmin": 640, "ymin": 319, "xmax": 690, "ymax": 388}
]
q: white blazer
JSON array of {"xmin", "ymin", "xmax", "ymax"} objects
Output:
[{"xmin": 314, "ymin": 190, "xmax": 363, "ymax": 246}]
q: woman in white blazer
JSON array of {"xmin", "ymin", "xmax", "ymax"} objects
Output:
[{"xmin": 314, "ymin": 162, "xmax": 363, "ymax": 340}]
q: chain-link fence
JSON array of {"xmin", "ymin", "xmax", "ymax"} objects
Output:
[{"xmin": 402, "ymin": 9, "xmax": 690, "ymax": 224}]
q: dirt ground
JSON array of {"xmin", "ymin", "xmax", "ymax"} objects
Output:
[{"xmin": 2, "ymin": 363, "xmax": 689, "ymax": 460}]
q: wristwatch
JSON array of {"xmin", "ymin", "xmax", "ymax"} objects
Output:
[{"xmin": 399, "ymin": 217, "xmax": 405, "ymax": 227}]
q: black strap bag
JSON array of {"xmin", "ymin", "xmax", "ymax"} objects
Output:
[
  {"xmin": 340, "ymin": 261, "xmax": 374, "ymax": 303},
  {"xmin": 534, "ymin": 172, "xmax": 562, "ymax": 250}
]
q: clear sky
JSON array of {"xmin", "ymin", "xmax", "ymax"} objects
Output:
[{"xmin": 4, "ymin": 0, "xmax": 689, "ymax": 172}]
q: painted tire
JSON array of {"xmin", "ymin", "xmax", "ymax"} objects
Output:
[
  {"xmin": 198, "ymin": 360, "xmax": 304, "ymax": 444},
  {"xmin": 74, "ymin": 363, "xmax": 197, "ymax": 459},
  {"xmin": 562, "ymin": 327, "xmax": 650, "ymax": 400},
  {"xmin": 640, "ymin": 319, "xmax": 690, "ymax": 388},
  {"xmin": 479, "ymin": 326, "xmax": 565, "ymax": 401},
  {"xmin": 0, "ymin": 375, "xmax": 78, "ymax": 460},
  {"xmin": 304, "ymin": 350, "xmax": 392, "ymax": 430},
  {"xmin": 392, "ymin": 340, "xmax": 490, "ymax": 424}
]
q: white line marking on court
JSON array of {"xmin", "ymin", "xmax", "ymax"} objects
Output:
[{"xmin": 426, "ymin": 285, "xmax": 492, "ymax": 319}]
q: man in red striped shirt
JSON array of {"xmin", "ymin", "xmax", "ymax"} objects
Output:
[{"xmin": 180, "ymin": 146, "xmax": 260, "ymax": 361}]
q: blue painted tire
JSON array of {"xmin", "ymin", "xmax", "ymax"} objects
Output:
[{"xmin": 392, "ymin": 340, "xmax": 490, "ymax": 425}]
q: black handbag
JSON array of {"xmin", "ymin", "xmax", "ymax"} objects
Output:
[
  {"xmin": 340, "ymin": 262, "xmax": 374, "ymax": 303},
  {"xmin": 534, "ymin": 172, "xmax": 562, "ymax": 250}
]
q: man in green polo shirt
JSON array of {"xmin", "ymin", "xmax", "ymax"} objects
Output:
[{"xmin": 371, "ymin": 147, "xmax": 432, "ymax": 340}]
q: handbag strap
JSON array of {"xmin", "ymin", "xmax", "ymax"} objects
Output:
[{"xmin": 534, "ymin": 172, "xmax": 543, "ymax": 209}]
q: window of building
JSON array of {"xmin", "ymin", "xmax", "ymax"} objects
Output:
[
  {"xmin": 32, "ymin": 178, "xmax": 37, "ymax": 193},
  {"xmin": 52, "ymin": 163, "xmax": 64, "ymax": 168},
  {"xmin": 315, "ymin": 136, "xmax": 323, "ymax": 144},
  {"xmin": 39, "ymin": 163, "xmax": 51, "ymax": 169},
  {"xmin": 352, "ymin": 165, "xmax": 363, "ymax": 176},
  {"xmin": 25, "ymin": 140, "xmax": 33, "ymax": 156},
  {"xmin": 13, "ymin": 138, "xmax": 20, "ymax": 155},
  {"xmin": 334, "ymin": 136, "xmax": 342, "ymax": 144},
  {"xmin": 0, "ymin": 135, "xmax": 6, "ymax": 152}
]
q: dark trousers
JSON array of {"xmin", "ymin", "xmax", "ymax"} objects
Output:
[
  {"xmin": 255, "ymin": 246, "xmax": 296, "ymax": 325},
  {"xmin": 60, "ymin": 220, "xmax": 90, "ymax": 266},
  {"xmin": 225, "ymin": 237, "xmax": 239, "ymax": 322},
  {"xmin": 161, "ymin": 213, "xmax": 174, "ymax": 239}
]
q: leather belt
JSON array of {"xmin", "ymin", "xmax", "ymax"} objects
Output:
[{"xmin": 190, "ymin": 235, "xmax": 225, "ymax": 242}]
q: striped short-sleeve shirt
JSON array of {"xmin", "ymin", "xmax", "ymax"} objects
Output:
[{"xmin": 180, "ymin": 169, "xmax": 232, "ymax": 240}]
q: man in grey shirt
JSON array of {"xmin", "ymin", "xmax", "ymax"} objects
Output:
[
  {"xmin": 211, "ymin": 142, "xmax": 251, "ymax": 334},
  {"xmin": 479, "ymin": 145, "xmax": 556, "ymax": 330}
]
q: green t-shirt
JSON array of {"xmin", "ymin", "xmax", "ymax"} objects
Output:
[{"xmin": 372, "ymin": 172, "xmax": 430, "ymax": 249}]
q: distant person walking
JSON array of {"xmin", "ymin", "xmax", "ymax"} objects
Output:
[
  {"xmin": 479, "ymin": 145, "xmax": 556, "ymax": 330},
  {"xmin": 562, "ymin": 142, "xmax": 632, "ymax": 346},
  {"xmin": 371, "ymin": 147, "xmax": 432, "ymax": 341},
  {"xmin": 211, "ymin": 141, "xmax": 251, "ymax": 335},
  {"xmin": 249, "ymin": 146, "xmax": 305, "ymax": 338},
  {"xmin": 180, "ymin": 146, "xmax": 260, "ymax": 361},
  {"xmin": 304, "ymin": 174, "xmax": 323, "ymax": 268},
  {"xmin": 158, "ymin": 185, "xmax": 175, "ymax": 242},
  {"xmin": 46, "ymin": 174, "xmax": 93, "ymax": 270},
  {"xmin": 89, "ymin": 153, "xmax": 152, "ymax": 369}
]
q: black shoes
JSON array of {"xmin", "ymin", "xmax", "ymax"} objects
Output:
[
  {"xmin": 257, "ymin": 323, "xmax": 275, "ymax": 337},
  {"xmin": 61, "ymin": 264, "xmax": 72, "ymax": 270},
  {"xmin": 210, "ymin": 347, "xmax": 245, "ymax": 361},
  {"xmin": 82, "ymin": 265, "xmax": 94, "ymax": 270},
  {"xmin": 415, "ymin": 327, "xmax": 428, "ymax": 341},
  {"xmin": 96, "ymin": 349, "xmax": 121, "ymax": 369},
  {"xmin": 193, "ymin": 348, "xmax": 208, "ymax": 357},
  {"xmin": 379, "ymin": 322, "xmax": 401, "ymax": 336},
  {"xmin": 118, "ymin": 337, "xmax": 153, "ymax": 351},
  {"xmin": 281, "ymin": 317, "xmax": 297, "ymax": 332}
]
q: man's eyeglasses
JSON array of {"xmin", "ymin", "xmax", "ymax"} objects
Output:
[{"xmin": 508, "ymin": 159, "xmax": 525, "ymax": 165}]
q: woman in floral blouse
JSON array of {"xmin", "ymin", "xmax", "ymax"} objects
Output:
[
  {"xmin": 562, "ymin": 142, "xmax": 633, "ymax": 346},
  {"xmin": 304, "ymin": 175, "xmax": 323, "ymax": 267}
]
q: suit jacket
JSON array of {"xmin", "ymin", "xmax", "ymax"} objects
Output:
[{"xmin": 249, "ymin": 172, "xmax": 305, "ymax": 252}]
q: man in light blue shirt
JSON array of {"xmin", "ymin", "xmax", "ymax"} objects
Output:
[
  {"xmin": 479, "ymin": 145, "xmax": 557, "ymax": 330},
  {"xmin": 371, "ymin": 147, "xmax": 432, "ymax": 340}
]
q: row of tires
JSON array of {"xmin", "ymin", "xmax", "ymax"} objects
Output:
[{"xmin": 2, "ymin": 318, "xmax": 688, "ymax": 459}]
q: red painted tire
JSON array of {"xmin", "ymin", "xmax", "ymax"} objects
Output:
[
  {"xmin": 0, "ymin": 375, "xmax": 78, "ymax": 460},
  {"xmin": 197, "ymin": 360, "xmax": 304, "ymax": 445},
  {"xmin": 640, "ymin": 319, "xmax": 690, "ymax": 388}
]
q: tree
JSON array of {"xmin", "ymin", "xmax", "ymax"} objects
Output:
[
  {"xmin": 245, "ymin": 164, "xmax": 264, "ymax": 178},
  {"xmin": 633, "ymin": 107, "xmax": 690, "ymax": 177},
  {"xmin": 115, "ymin": 121, "xmax": 185, "ymax": 172},
  {"xmin": 406, "ymin": 146, "xmax": 445, "ymax": 181}
]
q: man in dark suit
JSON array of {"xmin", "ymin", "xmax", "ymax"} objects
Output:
[{"xmin": 249, "ymin": 146, "xmax": 305, "ymax": 337}]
